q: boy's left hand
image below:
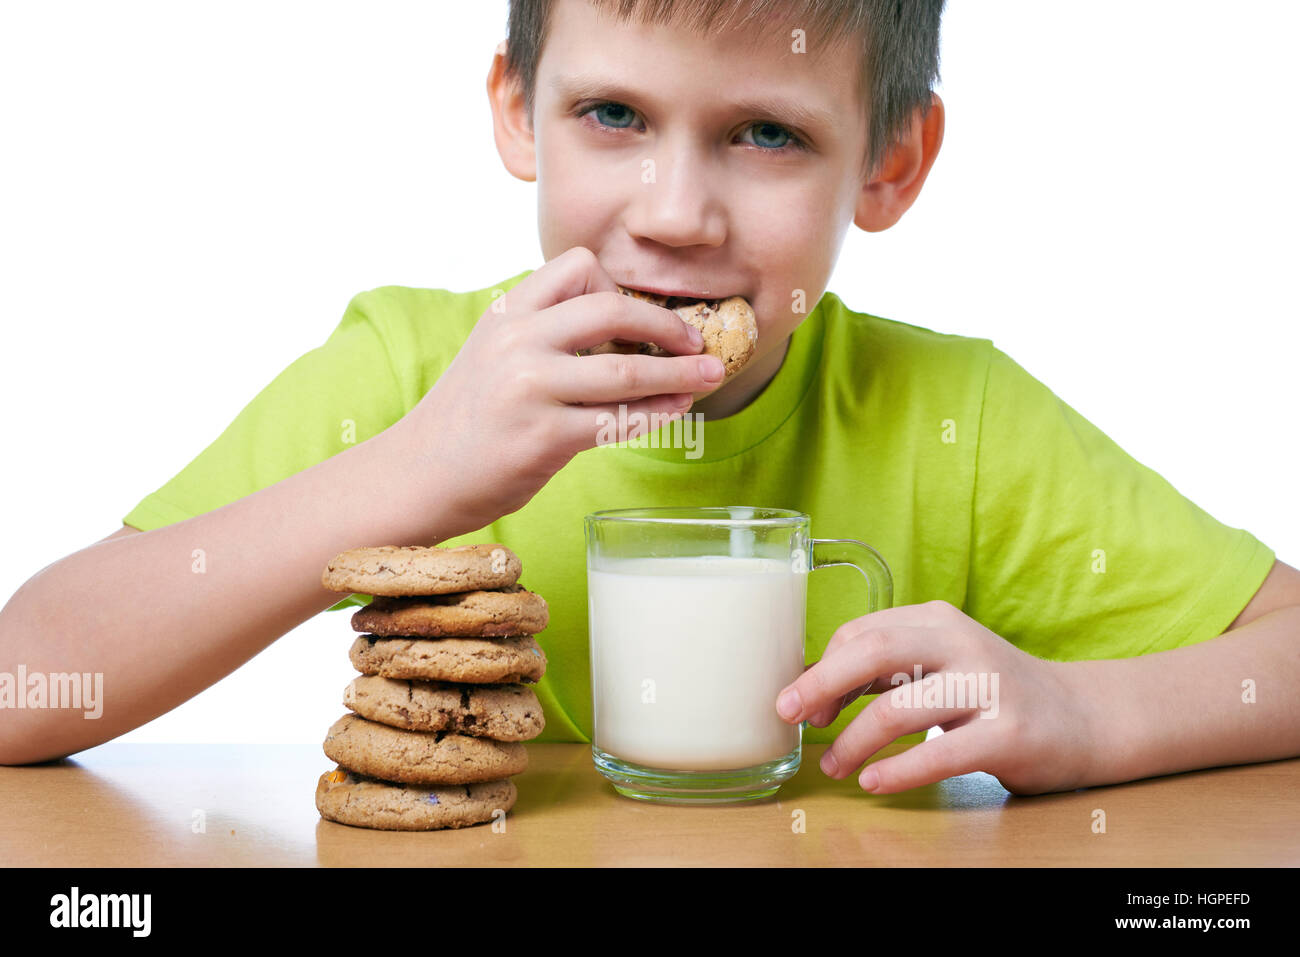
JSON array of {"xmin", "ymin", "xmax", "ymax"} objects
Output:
[{"xmin": 775, "ymin": 600, "xmax": 1100, "ymax": 796}]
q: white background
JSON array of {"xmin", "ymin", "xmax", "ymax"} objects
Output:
[{"xmin": 0, "ymin": 1, "xmax": 1295, "ymax": 745}]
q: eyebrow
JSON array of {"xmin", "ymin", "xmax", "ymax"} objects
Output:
[{"xmin": 550, "ymin": 73, "xmax": 836, "ymax": 136}]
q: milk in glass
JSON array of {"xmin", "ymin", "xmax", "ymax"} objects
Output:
[{"xmin": 588, "ymin": 554, "xmax": 806, "ymax": 770}]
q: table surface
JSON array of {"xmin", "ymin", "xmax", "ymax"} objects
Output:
[{"xmin": 3, "ymin": 740, "xmax": 1297, "ymax": 866}]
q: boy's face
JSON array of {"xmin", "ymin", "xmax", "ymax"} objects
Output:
[{"xmin": 489, "ymin": 0, "xmax": 941, "ymax": 400}]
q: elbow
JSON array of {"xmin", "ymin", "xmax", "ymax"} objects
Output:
[
  {"xmin": 0, "ymin": 736, "xmax": 79, "ymax": 766},
  {"xmin": 0, "ymin": 707, "xmax": 88, "ymax": 765}
]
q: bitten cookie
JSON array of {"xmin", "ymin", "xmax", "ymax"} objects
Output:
[
  {"xmin": 351, "ymin": 585, "xmax": 549, "ymax": 637},
  {"xmin": 669, "ymin": 297, "xmax": 758, "ymax": 378},
  {"xmin": 321, "ymin": 544, "xmax": 522, "ymax": 597},
  {"xmin": 315, "ymin": 767, "xmax": 517, "ymax": 831},
  {"xmin": 322, "ymin": 713, "xmax": 528, "ymax": 785},
  {"xmin": 348, "ymin": 634, "xmax": 547, "ymax": 683},
  {"xmin": 343, "ymin": 675, "xmax": 545, "ymax": 740},
  {"xmin": 580, "ymin": 286, "xmax": 758, "ymax": 380}
]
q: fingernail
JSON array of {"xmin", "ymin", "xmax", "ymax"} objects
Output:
[
  {"xmin": 698, "ymin": 356, "xmax": 725, "ymax": 382},
  {"xmin": 820, "ymin": 750, "xmax": 839, "ymax": 776},
  {"xmin": 860, "ymin": 767, "xmax": 880, "ymax": 792},
  {"xmin": 675, "ymin": 394, "xmax": 694, "ymax": 411},
  {"xmin": 688, "ymin": 326, "xmax": 703, "ymax": 348},
  {"xmin": 776, "ymin": 687, "xmax": 801, "ymax": 720}
]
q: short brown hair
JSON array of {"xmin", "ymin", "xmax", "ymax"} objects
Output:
[{"xmin": 502, "ymin": 0, "xmax": 946, "ymax": 179}]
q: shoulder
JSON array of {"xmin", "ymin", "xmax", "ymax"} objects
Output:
[
  {"xmin": 327, "ymin": 267, "xmax": 535, "ymax": 405},
  {"xmin": 822, "ymin": 289, "xmax": 993, "ymax": 356},
  {"xmin": 345, "ymin": 268, "xmax": 535, "ymax": 342},
  {"xmin": 338, "ymin": 269, "xmax": 535, "ymax": 399},
  {"xmin": 815, "ymin": 290, "xmax": 996, "ymax": 413}
]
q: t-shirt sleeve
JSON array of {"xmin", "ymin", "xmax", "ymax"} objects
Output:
[
  {"xmin": 121, "ymin": 291, "xmax": 409, "ymax": 611},
  {"xmin": 963, "ymin": 345, "xmax": 1275, "ymax": 660}
]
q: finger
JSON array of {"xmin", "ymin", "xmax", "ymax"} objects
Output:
[
  {"xmin": 800, "ymin": 601, "xmax": 968, "ymax": 725},
  {"xmin": 821, "ymin": 599, "xmax": 964, "ymax": 660},
  {"xmin": 554, "ymin": 351, "xmax": 724, "ymax": 404},
  {"xmin": 776, "ymin": 624, "xmax": 949, "ymax": 724},
  {"xmin": 806, "ymin": 694, "xmax": 847, "ymax": 729},
  {"xmin": 806, "ymin": 682, "xmax": 877, "ymax": 728},
  {"xmin": 852, "ymin": 724, "xmax": 990, "ymax": 794},
  {"xmin": 820, "ymin": 673, "xmax": 982, "ymax": 779},
  {"xmin": 562, "ymin": 393, "xmax": 695, "ymax": 449},
  {"xmin": 492, "ymin": 246, "xmax": 619, "ymax": 316},
  {"xmin": 544, "ymin": 290, "xmax": 706, "ymax": 357},
  {"xmin": 807, "ymin": 672, "xmax": 914, "ymax": 728}
]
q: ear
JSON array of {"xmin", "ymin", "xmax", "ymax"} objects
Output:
[
  {"xmin": 486, "ymin": 39, "xmax": 537, "ymax": 183},
  {"xmin": 854, "ymin": 93, "xmax": 945, "ymax": 232}
]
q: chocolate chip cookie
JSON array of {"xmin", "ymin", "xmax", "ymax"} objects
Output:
[{"xmin": 321, "ymin": 544, "xmax": 522, "ymax": 597}]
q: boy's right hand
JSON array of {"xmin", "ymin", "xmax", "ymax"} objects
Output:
[{"xmin": 388, "ymin": 246, "xmax": 726, "ymax": 535}]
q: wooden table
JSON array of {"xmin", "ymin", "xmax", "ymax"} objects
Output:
[{"xmin": 2, "ymin": 741, "xmax": 1297, "ymax": 866}]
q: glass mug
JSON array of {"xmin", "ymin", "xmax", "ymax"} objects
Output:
[{"xmin": 585, "ymin": 506, "xmax": 893, "ymax": 804}]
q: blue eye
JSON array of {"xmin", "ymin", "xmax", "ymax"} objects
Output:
[
  {"xmin": 592, "ymin": 102, "xmax": 637, "ymax": 128},
  {"xmin": 575, "ymin": 101, "xmax": 807, "ymax": 153},
  {"xmin": 746, "ymin": 122, "xmax": 792, "ymax": 149}
]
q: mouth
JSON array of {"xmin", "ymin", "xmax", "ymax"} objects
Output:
[{"xmin": 618, "ymin": 282, "xmax": 745, "ymax": 309}]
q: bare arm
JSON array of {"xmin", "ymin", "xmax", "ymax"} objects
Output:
[
  {"xmin": 0, "ymin": 425, "xmax": 467, "ymax": 765},
  {"xmin": 1070, "ymin": 560, "xmax": 1300, "ymax": 786},
  {"xmin": 0, "ymin": 247, "xmax": 721, "ymax": 766}
]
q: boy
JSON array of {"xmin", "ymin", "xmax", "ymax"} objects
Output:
[{"xmin": 2, "ymin": 0, "xmax": 1298, "ymax": 796}]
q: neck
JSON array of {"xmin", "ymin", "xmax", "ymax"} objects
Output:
[{"xmin": 690, "ymin": 334, "xmax": 792, "ymax": 420}]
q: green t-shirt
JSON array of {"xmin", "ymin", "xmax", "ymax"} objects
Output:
[{"xmin": 123, "ymin": 269, "xmax": 1276, "ymax": 746}]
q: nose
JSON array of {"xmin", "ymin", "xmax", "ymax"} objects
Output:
[{"xmin": 623, "ymin": 143, "xmax": 727, "ymax": 249}]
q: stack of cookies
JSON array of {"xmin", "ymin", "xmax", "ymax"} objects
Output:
[{"xmin": 313, "ymin": 543, "xmax": 549, "ymax": 831}]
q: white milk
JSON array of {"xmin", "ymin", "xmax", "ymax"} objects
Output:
[{"xmin": 588, "ymin": 554, "xmax": 806, "ymax": 770}]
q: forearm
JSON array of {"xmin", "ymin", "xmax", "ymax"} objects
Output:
[
  {"xmin": 0, "ymin": 424, "xmax": 467, "ymax": 764},
  {"xmin": 1066, "ymin": 605, "xmax": 1300, "ymax": 787}
]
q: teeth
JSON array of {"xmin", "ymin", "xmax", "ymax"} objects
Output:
[
  {"xmin": 617, "ymin": 285, "xmax": 668, "ymax": 306},
  {"xmin": 618, "ymin": 286, "xmax": 726, "ymax": 311}
]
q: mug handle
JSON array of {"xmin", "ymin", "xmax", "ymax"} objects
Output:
[{"xmin": 810, "ymin": 538, "xmax": 893, "ymax": 614}]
